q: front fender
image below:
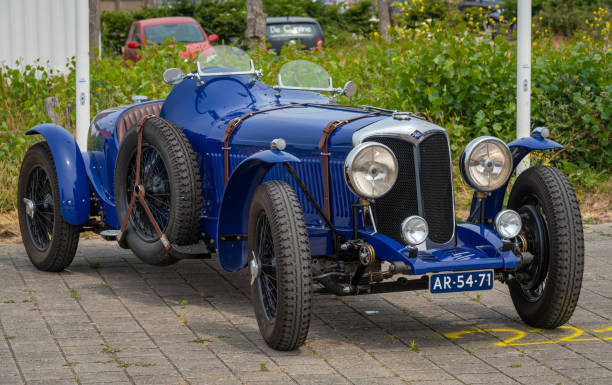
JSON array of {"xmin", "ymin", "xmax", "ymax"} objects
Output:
[
  {"xmin": 471, "ymin": 136, "xmax": 564, "ymax": 221},
  {"xmin": 26, "ymin": 124, "xmax": 90, "ymax": 225},
  {"xmin": 217, "ymin": 150, "xmax": 301, "ymax": 272}
]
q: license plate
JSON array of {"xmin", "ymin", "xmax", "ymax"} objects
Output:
[{"xmin": 429, "ymin": 270, "xmax": 494, "ymax": 294}]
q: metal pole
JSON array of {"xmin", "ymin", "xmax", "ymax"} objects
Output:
[
  {"xmin": 75, "ymin": 0, "xmax": 90, "ymax": 152},
  {"xmin": 516, "ymin": 0, "xmax": 531, "ymax": 173}
]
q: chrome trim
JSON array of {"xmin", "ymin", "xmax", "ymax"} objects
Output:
[
  {"xmin": 460, "ymin": 136, "xmax": 512, "ymax": 192},
  {"xmin": 352, "ymin": 117, "xmax": 457, "ymax": 246},
  {"xmin": 352, "ymin": 116, "xmax": 446, "ymax": 146},
  {"xmin": 343, "ymin": 142, "xmax": 399, "ymax": 200}
]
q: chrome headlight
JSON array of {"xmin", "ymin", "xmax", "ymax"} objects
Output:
[
  {"xmin": 344, "ymin": 142, "xmax": 398, "ymax": 199},
  {"xmin": 495, "ymin": 209, "xmax": 522, "ymax": 239},
  {"xmin": 460, "ymin": 136, "xmax": 512, "ymax": 192},
  {"xmin": 401, "ymin": 216, "xmax": 429, "ymax": 245}
]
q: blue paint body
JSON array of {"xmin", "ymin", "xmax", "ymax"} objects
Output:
[
  {"xmin": 27, "ymin": 70, "xmax": 556, "ymax": 276},
  {"xmin": 25, "ymin": 124, "xmax": 90, "ymax": 225}
]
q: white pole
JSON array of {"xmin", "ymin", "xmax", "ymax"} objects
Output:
[
  {"xmin": 75, "ymin": 0, "xmax": 90, "ymax": 152},
  {"xmin": 516, "ymin": 0, "xmax": 532, "ymax": 173}
]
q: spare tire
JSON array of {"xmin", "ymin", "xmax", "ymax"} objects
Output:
[{"xmin": 114, "ymin": 116, "xmax": 202, "ymax": 265}]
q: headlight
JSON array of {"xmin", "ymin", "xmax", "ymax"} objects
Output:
[
  {"xmin": 344, "ymin": 142, "xmax": 398, "ymax": 199},
  {"xmin": 460, "ymin": 136, "xmax": 512, "ymax": 191},
  {"xmin": 495, "ymin": 209, "xmax": 522, "ymax": 239},
  {"xmin": 401, "ymin": 216, "xmax": 429, "ymax": 245}
]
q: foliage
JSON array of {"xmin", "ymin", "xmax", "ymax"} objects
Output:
[
  {"xmin": 1, "ymin": 12, "xmax": 610, "ymax": 212},
  {"xmin": 101, "ymin": 0, "xmax": 375, "ymax": 56},
  {"xmin": 393, "ymin": 0, "xmax": 449, "ymax": 28},
  {"xmin": 503, "ymin": 0, "xmax": 609, "ymax": 36}
]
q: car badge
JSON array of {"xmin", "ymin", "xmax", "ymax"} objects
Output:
[{"xmin": 411, "ymin": 130, "xmax": 424, "ymax": 140}]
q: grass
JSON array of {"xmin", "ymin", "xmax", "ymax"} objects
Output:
[
  {"xmin": 471, "ymin": 294, "xmax": 482, "ymax": 303},
  {"xmin": 88, "ymin": 262, "xmax": 102, "ymax": 269},
  {"xmin": 69, "ymin": 288, "xmax": 80, "ymax": 301},
  {"xmin": 180, "ymin": 300, "xmax": 188, "ymax": 307},
  {"xmin": 101, "ymin": 344, "xmax": 121, "ymax": 354},
  {"xmin": 510, "ymin": 363, "xmax": 522, "ymax": 368},
  {"xmin": 2, "ymin": 299, "xmax": 15, "ymax": 304},
  {"xmin": 114, "ymin": 357, "xmax": 130, "ymax": 368},
  {"xmin": 63, "ymin": 362, "xmax": 79, "ymax": 368},
  {"xmin": 409, "ymin": 340, "xmax": 420, "ymax": 352},
  {"xmin": 259, "ymin": 362, "xmax": 268, "ymax": 372},
  {"xmin": 189, "ymin": 337, "xmax": 211, "ymax": 344}
]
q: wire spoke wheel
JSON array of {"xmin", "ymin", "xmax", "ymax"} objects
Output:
[
  {"xmin": 24, "ymin": 166, "xmax": 55, "ymax": 251},
  {"xmin": 507, "ymin": 166, "xmax": 583, "ymax": 329},
  {"xmin": 18, "ymin": 142, "xmax": 79, "ymax": 272},
  {"xmin": 248, "ymin": 181, "xmax": 312, "ymax": 351},
  {"xmin": 255, "ymin": 212, "xmax": 278, "ymax": 318},
  {"xmin": 126, "ymin": 145, "xmax": 171, "ymax": 242}
]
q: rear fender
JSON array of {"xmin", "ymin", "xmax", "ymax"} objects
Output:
[
  {"xmin": 26, "ymin": 124, "xmax": 90, "ymax": 225},
  {"xmin": 470, "ymin": 136, "xmax": 564, "ymax": 220},
  {"xmin": 217, "ymin": 150, "xmax": 301, "ymax": 272}
]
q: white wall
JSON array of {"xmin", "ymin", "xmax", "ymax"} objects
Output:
[{"xmin": 0, "ymin": 0, "xmax": 76, "ymax": 73}]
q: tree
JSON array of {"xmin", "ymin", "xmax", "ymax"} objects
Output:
[
  {"xmin": 246, "ymin": 0, "xmax": 267, "ymax": 48},
  {"xmin": 378, "ymin": 0, "xmax": 391, "ymax": 40},
  {"xmin": 89, "ymin": 0, "xmax": 101, "ymax": 60}
]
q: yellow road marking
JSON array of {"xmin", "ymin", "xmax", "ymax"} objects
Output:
[{"xmin": 445, "ymin": 325, "xmax": 612, "ymax": 347}]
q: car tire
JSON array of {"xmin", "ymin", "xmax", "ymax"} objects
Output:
[
  {"xmin": 507, "ymin": 166, "xmax": 584, "ymax": 328},
  {"xmin": 248, "ymin": 180, "xmax": 312, "ymax": 351},
  {"xmin": 18, "ymin": 142, "xmax": 80, "ymax": 272},
  {"xmin": 115, "ymin": 116, "xmax": 202, "ymax": 266}
]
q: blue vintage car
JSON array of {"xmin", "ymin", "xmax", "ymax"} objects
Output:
[{"xmin": 18, "ymin": 46, "xmax": 583, "ymax": 351}]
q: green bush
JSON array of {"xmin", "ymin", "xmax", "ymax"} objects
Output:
[{"xmin": 1, "ymin": 19, "xmax": 610, "ymax": 212}]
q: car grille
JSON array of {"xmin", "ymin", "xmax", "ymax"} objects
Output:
[{"xmin": 365, "ymin": 133, "xmax": 454, "ymax": 245}]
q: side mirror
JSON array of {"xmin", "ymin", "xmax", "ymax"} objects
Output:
[
  {"xmin": 208, "ymin": 34, "xmax": 219, "ymax": 42},
  {"xmin": 343, "ymin": 81, "xmax": 357, "ymax": 98},
  {"xmin": 163, "ymin": 68, "xmax": 185, "ymax": 85},
  {"xmin": 127, "ymin": 41, "xmax": 140, "ymax": 49}
]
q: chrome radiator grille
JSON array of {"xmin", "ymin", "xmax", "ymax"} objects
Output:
[{"xmin": 365, "ymin": 133, "xmax": 455, "ymax": 245}]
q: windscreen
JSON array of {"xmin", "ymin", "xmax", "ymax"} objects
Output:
[
  {"xmin": 197, "ymin": 45, "xmax": 252, "ymax": 72},
  {"xmin": 144, "ymin": 22, "xmax": 205, "ymax": 44},
  {"xmin": 278, "ymin": 60, "xmax": 330, "ymax": 89}
]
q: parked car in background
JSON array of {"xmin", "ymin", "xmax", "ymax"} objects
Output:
[
  {"xmin": 122, "ymin": 16, "xmax": 218, "ymax": 62},
  {"xmin": 266, "ymin": 17, "xmax": 324, "ymax": 53}
]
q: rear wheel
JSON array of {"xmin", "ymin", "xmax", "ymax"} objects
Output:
[
  {"xmin": 248, "ymin": 181, "xmax": 312, "ymax": 351},
  {"xmin": 507, "ymin": 166, "xmax": 584, "ymax": 328},
  {"xmin": 18, "ymin": 142, "xmax": 80, "ymax": 272},
  {"xmin": 114, "ymin": 117, "xmax": 202, "ymax": 265}
]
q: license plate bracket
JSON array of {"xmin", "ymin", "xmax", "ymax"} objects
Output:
[{"xmin": 429, "ymin": 270, "xmax": 494, "ymax": 294}]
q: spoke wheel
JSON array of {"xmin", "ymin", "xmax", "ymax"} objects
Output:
[
  {"xmin": 254, "ymin": 212, "xmax": 278, "ymax": 318},
  {"xmin": 248, "ymin": 181, "xmax": 312, "ymax": 351},
  {"xmin": 507, "ymin": 166, "xmax": 583, "ymax": 328},
  {"xmin": 18, "ymin": 142, "xmax": 79, "ymax": 272},
  {"xmin": 24, "ymin": 166, "xmax": 55, "ymax": 251},
  {"xmin": 126, "ymin": 145, "xmax": 171, "ymax": 242},
  {"xmin": 114, "ymin": 116, "xmax": 202, "ymax": 266},
  {"xmin": 517, "ymin": 202, "xmax": 549, "ymax": 302}
]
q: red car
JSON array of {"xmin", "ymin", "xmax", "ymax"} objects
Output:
[{"xmin": 122, "ymin": 16, "xmax": 218, "ymax": 62}]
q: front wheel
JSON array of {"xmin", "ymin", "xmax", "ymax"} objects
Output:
[
  {"xmin": 248, "ymin": 181, "xmax": 312, "ymax": 351},
  {"xmin": 18, "ymin": 142, "xmax": 80, "ymax": 271},
  {"xmin": 507, "ymin": 166, "xmax": 584, "ymax": 328}
]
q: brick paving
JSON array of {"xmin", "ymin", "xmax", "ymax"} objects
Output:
[{"xmin": 1, "ymin": 223, "xmax": 611, "ymax": 385}]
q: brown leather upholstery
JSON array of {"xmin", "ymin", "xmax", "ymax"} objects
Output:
[{"xmin": 116, "ymin": 102, "xmax": 163, "ymax": 143}]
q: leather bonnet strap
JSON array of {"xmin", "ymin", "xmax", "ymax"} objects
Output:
[
  {"xmin": 318, "ymin": 111, "xmax": 380, "ymax": 220},
  {"xmin": 222, "ymin": 103, "xmax": 308, "ymax": 184}
]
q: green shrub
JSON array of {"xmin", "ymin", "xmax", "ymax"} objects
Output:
[{"xmin": 1, "ymin": 19, "xmax": 609, "ymax": 212}]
